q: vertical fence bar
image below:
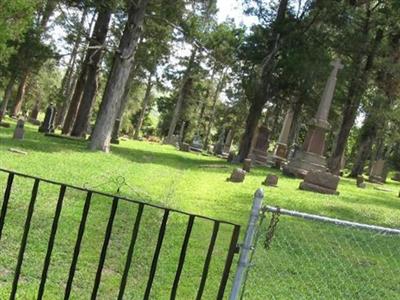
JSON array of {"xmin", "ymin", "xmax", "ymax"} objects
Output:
[
  {"xmin": 170, "ymin": 215, "xmax": 195, "ymax": 299},
  {"xmin": 64, "ymin": 191, "xmax": 92, "ymax": 300},
  {"xmin": 9, "ymin": 178, "xmax": 40, "ymax": 300},
  {"xmin": 144, "ymin": 209, "xmax": 170, "ymax": 300},
  {"xmin": 196, "ymin": 221, "xmax": 220, "ymax": 300},
  {"xmin": 117, "ymin": 203, "xmax": 144, "ymax": 300},
  {"xmin": 37, "ymin": 185, "xmax": 67, "ymax": 300},
  {"xmin": 216, "ymin": 224, "xmax": 241, "ymax": 300},
  {"xmin": 229, "ymin": 188, "xmax": 264, "ymax": 300},
  {"xmin": 90, "ymin": 196, "xmax": 119, "ymax": 300},
  {"xmin": 0, "ymin": 172, "xmax": 14, "ymax": 240}
]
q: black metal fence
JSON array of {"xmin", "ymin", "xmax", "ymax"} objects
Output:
[{"xmin": 0, "ymin": 168, "xmax": 241, "ymax": 299}]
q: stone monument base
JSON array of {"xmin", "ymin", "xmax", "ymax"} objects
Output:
[
  {"xmin": 299, "ymin": 170, "xmax": 340, "ymax": 195},
  {"xmin": 368, "ymin": 175, "xmax": 384, "ymax": 184},
  {"xmin": 251, "ymin": 149, "xmax": 269, "ymax": 166},
  {"xmin": 282, "ymin": 150, "xmax": 327, "ymax": 178}
]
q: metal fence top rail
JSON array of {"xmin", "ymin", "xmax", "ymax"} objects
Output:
[
  {"xmin": 265, "ymin": 205, "xmax": 400, "ymax": 235},
  {"xmin": 0, "ymin": 167, "xmax": 238, "ymax": 226}
]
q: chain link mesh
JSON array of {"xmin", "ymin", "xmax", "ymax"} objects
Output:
[{"xmin": 242, "ymin": 210, "xmax": 400, "ymax": 299}]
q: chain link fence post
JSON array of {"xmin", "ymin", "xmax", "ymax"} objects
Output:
[{"xmin": 229, "ymin": 188, "xmax": 264, "ymax": 300}]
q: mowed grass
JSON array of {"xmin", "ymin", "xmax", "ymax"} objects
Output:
[{"xmin": 0, "ymin": 119, "xmax": 399, "ymax": 299}]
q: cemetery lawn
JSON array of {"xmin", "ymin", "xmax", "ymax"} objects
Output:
[{"xmin": 1, "ymin": 120, "xmax": 399, "ymax": 299}]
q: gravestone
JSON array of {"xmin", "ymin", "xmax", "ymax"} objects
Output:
[
  {"xmin": 391, "ymin": 172, "xmax": 400, "ymax": 182},
  {"xmin": 39, "ymin": 104, "xmax": 56, "ymax": 133},
  {"xmin": 369, "ymin": 160, "xmax": 385, "ymax": 184},
  {"xmin": 299, "ymin": 170, "xmax": 340, "ymax": 195},
  {"xmin": 283, "ymin": 59, "xmax": 343, "ymax": 178},
  {"xmin": 190, "ymin": 135, "xmax": 203, "ymax": 152},
  {"xmin": 111, "ymin": 119, "xmax": 121, "ymax": 144},
  {"xmin": 262, "ymin": 174, "xmax": 278, "ymax": 187},
  {"xmin": 250, "ymin": 125, "xmax": 270, "ymax": 165},
  {"xmin": 13, "ymin": 119, "xmax": 25, "ymax": 140},
  {"xmin": 243, "ymin": 158, "xmax": 252, "ymax": 172},
  {"xmin": 180, "ymin": 142, "xmax": 190, "ymax": 152},
  {"xmin": 227, "ymin": 168, "xmax": 246, "ymax": 183},
  {"xmin": 356, "ymin": 176, "xmax": 366, "ymax": 189}
]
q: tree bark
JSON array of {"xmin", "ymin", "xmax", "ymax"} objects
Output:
[
  {"xmin": 237, "ymin": 0, "xmax": 288, "ymax": 161},
  {"xmin": 89, "ymin": 0, "xmax": 149, "ymax": 152},
  {"xmin": 349, "ymin": 119, "xmax": 377, "ymax": 177},
  {"xmin": 328, "ymin": 27, "xmax": 383, "ymax": 174},
  {"xmin": 134, "ymin": 72, "xmax": 153, "ymax": 139},
  {"xmin": 30, "ymin": 98, "xmax": 41, "ymax": 119},
  {"xmin": 71, "ymin": 8, "xmax": 112, "ymax": 137},
  {"xmin": 237, "ymin": 102, "xmax": 264, "ymax": 162},
  {"xmin": 62, "ymin": 8, "xmax": 111, "ymax": 135},
  {"xmin": 166, "ymin": 47, "xmax": 197, "ymax": 143},
  {"xmin": 0, "ymin": 74, "xmax": 16, "ymax": 122},
  {"xmin": 11, "ymin": 71, "xmax": 29, "ymax": 116},
  {"xmin": 56, "ymin": 8, "xmax": 89, "ymax": 127}
]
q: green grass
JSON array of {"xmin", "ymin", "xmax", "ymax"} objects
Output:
[{"xmin": 0, "ymin": 119, "xmax": 399, "ymax": 299}]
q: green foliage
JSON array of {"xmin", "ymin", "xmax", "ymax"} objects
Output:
[{"xmin": 0, "ymin": 0, "xmax": 40, "ymax": 66}]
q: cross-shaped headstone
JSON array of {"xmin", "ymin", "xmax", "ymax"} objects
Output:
[{"xmin": 331, "ymin": 58, "xmax": 344, "ymax": 72}]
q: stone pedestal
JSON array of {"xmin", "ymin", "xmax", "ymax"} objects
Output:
[
  {"xmin": 283, "ymin": 148, "xmax": 327, "ymax": 178},
  {"xmin": 299, "ymin": 170, "xmax": 340, "ymax": 195},
  {"xmin": 250, "ymin": 125, "xmax": 269, "ymax": 166},
  {"xmin": 13, "ymin": 119, "xmax": 25, "ymax": 140},
  {"xmin": 369, "ymin": 160, "xmax": 385, "ymax": 184}
]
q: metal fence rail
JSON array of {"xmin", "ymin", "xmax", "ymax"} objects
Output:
[{"xmin": 0, "ymin": 168, "xmax": 241, "ymax": 300}]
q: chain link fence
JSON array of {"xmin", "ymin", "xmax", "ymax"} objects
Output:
[{"xmin": 239, "ymin": 205, "xmax": 400, "ymax": 300}]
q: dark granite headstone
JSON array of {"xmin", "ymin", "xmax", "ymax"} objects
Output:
[{"xmin": 39, "ymin": 105, "xmax": 56, "ymax": 133}]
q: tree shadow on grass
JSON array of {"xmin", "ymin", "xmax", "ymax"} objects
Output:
[{"xmin": 112, "ymin": 143, "xmax": 229, "ymax": 171}]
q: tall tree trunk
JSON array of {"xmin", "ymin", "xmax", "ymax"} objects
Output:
[
  {"xmin": 203, "ymin": 72, "xmax": 225, "ymax": 149},
  {"xmin": 134, "ymin": 72, "xmax": 153, "ymax": 139},
  {"xmin": 238, "ymin": 102, "xmax": 264, "ymax": 161},
  {"xmin": 328, "ymin": 28, "xmax": 383, "ymax": 174},
  {"xmin": 166, "ymin": 47, "xmax": 197, "ymax": 143},
  {"xmin": 237, "ymin": 0, "xmax": 288, "ymax": 161},
  {"xmin": 62, "ymin": 8, "xmax": 110, "ymax": 135},
  {"xmin": 12, "ymin": 71, "xmax": 29, "ymax": 116},
  {"xmin": 56, "ymin": 8, "xmax": 89, "ymax": 127},
  {"xmin": 89, "ymin": 0, "xmax": 149, "ymax": 152},
  {"xmin": 71, "ymin": 8, "xmax": 112, "ymax": 137},
  {"xmin": 30, "ymin": 98, "xmax": 41, "ymax": 119},
  {"xmin": 0, "ymin": 74, "xmax": 17, "ymax": 122}
]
